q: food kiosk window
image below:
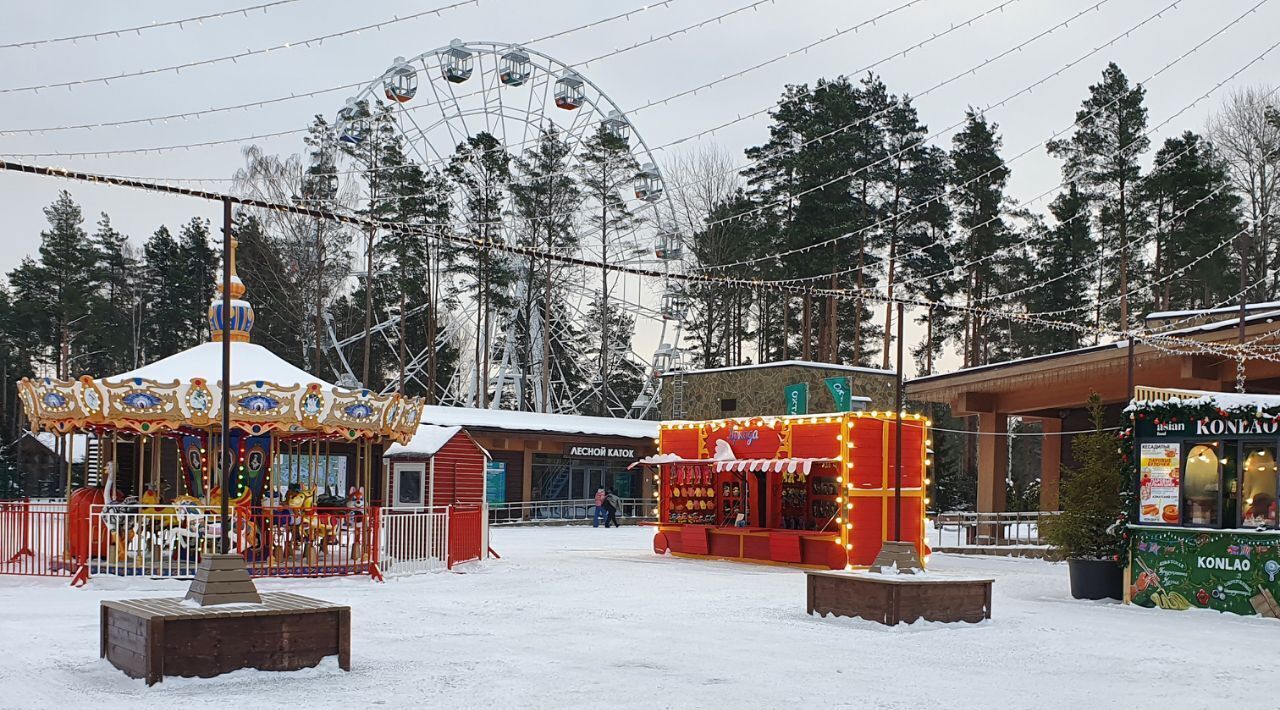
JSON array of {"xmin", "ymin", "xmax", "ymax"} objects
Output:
[
  {"xmin": 1183, "ymin": 443, "xmax": 1220, "ymax": 527},
  {"xmin": 1241, "ymin": 445, "xmax": 1279, "ymax": 528}
]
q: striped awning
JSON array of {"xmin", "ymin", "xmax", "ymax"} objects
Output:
[{"xmin": 712, "ymin": 458, "xmax": 839, "ymax": 475}]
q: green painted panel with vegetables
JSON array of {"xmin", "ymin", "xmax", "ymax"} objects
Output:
[{"xmin": 1130, "ymin": 526, "xmax": 1280, "ymax": 617}]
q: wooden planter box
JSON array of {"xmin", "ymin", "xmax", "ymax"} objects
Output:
[
  {"xmin": 806, "ymin": 570, "xmax": 993, "ymax": 625},
  {"xmin": 101, "ymin": 592, "xmax": 350, "ymax": 685}
]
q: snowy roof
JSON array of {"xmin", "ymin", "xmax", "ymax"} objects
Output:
[
  {"xmin": 1131, "ymin": 388, "xmax": 1280, "ymax": 410},
  {"xmin": 663, "ymin": 359, "xmax": 892, "ymax": 379},
  {"xmin": 385, "ymin": 425, "xmax": 469, "ymax": 458},
  {"xmin": 106, "ymin": 341, "xmax": 332, "ymax": 388},
  {"xmin": 1146, "ymin": 301, "xmax": 1280, "ymax": 320},
  {"xmin": 30, "ymin": 431, "xmax": 92, "ymax": 463},
  {"xmin": 420, "ymin": 405, "xmax": 659, "ymax": 440},
  {"xmin": 911, "ymin": 308, "xmax": 1280, "ymax": 387}
]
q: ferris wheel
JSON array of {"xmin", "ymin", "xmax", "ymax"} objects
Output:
[{"xmin": 324, "ymin": 40, "xmax": 687, "ymax": 418}]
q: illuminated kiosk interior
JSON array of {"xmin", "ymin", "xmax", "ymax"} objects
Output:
[
  {"xmin": 18, "ymin": 239, "xmax": 422, "ymax": 580},
  {"xmin": 642, "ymin": 412, "xmax": 931, "ymax": 569},
  {"xmin": 1128, "ymin": 386, "xmax": 1280, "ymax": 618}
]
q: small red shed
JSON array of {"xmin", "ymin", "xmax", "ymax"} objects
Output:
[
  {"xmin": 384, "ymin": 424, "xmax": 490, "ymax": 566},
  {"xmin": 384, "ymin": 425, "xmax": 488, "ymax": 509}
]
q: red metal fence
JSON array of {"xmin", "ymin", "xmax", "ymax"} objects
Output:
[
  {"xmin": 447, "ymin": 505, "xmax": 484, "ymax": 569},
  {"xmin": 0, "ymin": 499, "xmax": 75, "ymax": 578}
]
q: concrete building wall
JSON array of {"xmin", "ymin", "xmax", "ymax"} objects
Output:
[{"xmin": 661, "ymin": 364, "xmax": 897, "ymax": 420}]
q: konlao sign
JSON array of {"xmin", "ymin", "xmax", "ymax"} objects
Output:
[{"xmin": 1139, "ymin": 414, "xmax": 1279, "ymax": 438}]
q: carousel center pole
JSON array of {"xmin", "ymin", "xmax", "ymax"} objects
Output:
[{"xmin": 219, "ymin": 197, "xmax": 232, "ymax": 555}]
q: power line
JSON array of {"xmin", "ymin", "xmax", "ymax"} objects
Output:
[
  {"xmin": 1, "ymin": 157, "xmax": 1267, "ymax": 364},
  {"xmin": 0, "ymin": 0, "xmax": 306, "ymax": 50}
]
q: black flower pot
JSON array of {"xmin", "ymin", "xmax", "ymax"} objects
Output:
[{"xmin": 1067, "ymin": 558, "xmax": 1123, "ymax": 600}]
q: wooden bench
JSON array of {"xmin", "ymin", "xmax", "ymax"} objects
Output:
[
  {"xmin": 806, "ymin": 570, "xmax": 993, "ymax": 625},
  {"xmin": 100, "ymin": 592, "xmax": 350, "ymax": 685}
]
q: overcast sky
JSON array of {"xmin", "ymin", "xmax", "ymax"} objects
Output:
[{"xmin": 1, "ymin": 0, "xmax": 1276, "ymax": 375}]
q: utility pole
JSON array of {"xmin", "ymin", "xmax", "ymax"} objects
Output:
[
  {"xmin": 894, "ymin": 301, "xmax": 905, "ymax": 541},
  {"xmin": 219, "ymin": 198, "xmax": 233, "ymax": 555}
]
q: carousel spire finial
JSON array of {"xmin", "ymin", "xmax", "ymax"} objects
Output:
[{"xmin": 209, "ymin": 237, "xmax": 254, "ymax": 343}]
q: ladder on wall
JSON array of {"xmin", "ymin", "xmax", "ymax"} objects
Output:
[{"xmin": 670, "ymin": 348, "xmax": 688, "ymax": 420}]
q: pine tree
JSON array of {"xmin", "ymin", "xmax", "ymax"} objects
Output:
[
  {"xmin": 510, "ymin": 128, "xmax": 583, "ymax": 411},
  {"xmin": 950, "ymin": 110, "xmax": 1015, "ymax": 367},
  {"xmin": 141, "ymin": 226, "xmax": 186, "ymax": 360},
  {"xmin": 1142, "ymin": 131, "xmax": 1243, "ymax": 311},
  {"xmin": 10, "ymin": 192, "xmax": 100, "ymax": 376},
  {"xmin": 685, "ymin": 192, "xmax": 768, "ymax": 368},
  {"xmin": 380, "ymin": 153, "xmax": 456, "ymax": 400},
  {"xmin": 446, "ymin": 131, "xmax": 514, "ymax": 407},
  {"xmin": 896, "ymin": 145, "xmax": 956, "ymax": 374},
  {"xmin": 86, "ymin": 214, "xmax": 142, "ymax": 373},
  {"xmin": 877, "ymin": 94, "xmax": 935, "ymax": 369},
  {"xmin": 582, "ymin": 295, "xmax": 644, "ymax": 416},
  {"xmin": 233, "ymin": 212, "xmax": 308, "ymax": 366},
  {"xmin": 177, "ymin": 218, "xmax": 216, "ymax": 346},
  {"xmin": 579, "ymin": 125, "xmax": 639, "ymax": 414},
  {"xmin": 300, "ymin": 116, "xmax": 356, "ymax": 371},
  {"xmin": 1046, "ymin": 62, "xmax": 1149, "ymax": 333},
  {"xmin": 1022, "ymin": 184, "xmax": 1093, "ymax": 353}
]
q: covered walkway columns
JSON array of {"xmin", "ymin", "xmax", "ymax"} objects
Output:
[
  {"xmin": 957, "ymin": 392, "xmax": 1007, "ymax": 515},
  {"xmin": 975, "ymin": 411, "xmax": 1007, "ymax": 514},
  {"xmin": 1038, "ymin": 418, "xmax": 1062, "ymax": 511}
]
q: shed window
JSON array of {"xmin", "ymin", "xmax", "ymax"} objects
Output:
[{"xmin": 720, "ymin": 398, "xmax": 737, "ymax": 412}]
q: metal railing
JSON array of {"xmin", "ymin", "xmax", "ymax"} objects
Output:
[
  {"xmin": 87, "ymin": 503, "xmax": 379, "ymax": 578},
  {"xmin": 930, "ymin": 511, "xmax": 1061, "ymax": 548},
  {"xmin": 380, "ymin": 506, "xmax": 449, "ymax": 576},
  {"xmin": 0, "ymin": 500, "xmax": 72, "ymax": 577},
  {"xmin": 0, "ymin": 499, "xmax": 483, "ymax": 582},
  {"xmin": 488, "ymin": 498, "xmax": 655, "ymax": 524}
]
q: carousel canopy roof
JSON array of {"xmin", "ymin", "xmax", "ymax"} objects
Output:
[
  {"xmin": 108, "ymin": 341, "xmax": 332, "ymax": 389},
  {"xmin": 17, "ymin": 238, "xmax": 422, "ymax": 443}
]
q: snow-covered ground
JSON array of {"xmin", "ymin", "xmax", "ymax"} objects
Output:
[{"xmin": 1, "ymin": 526, "xmax": 1274, "ymax": 710}]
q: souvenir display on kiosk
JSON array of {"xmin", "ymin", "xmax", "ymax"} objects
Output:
[{"xmin": 634, "ymin": 410, "xmax": 931, "ymax": 570}]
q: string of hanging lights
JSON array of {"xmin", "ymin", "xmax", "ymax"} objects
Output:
[
  {"xmin": 0, "ymin": 0, "xmax": 922, "ymax": 163},
  {"xmin": 689, "ymin": 0, "xmax": 1265, "ymax": 273},
  {"xmin": 0, "ymin": 0, "xmax": 681, "ymax": 137},
  {"xmin": 5, "ymin": 157, "xmax": 1275, "ymax": 367},
  {"xmin": 7, "ymin": 0, "xmax": 1168, "ymax": 232},
  {"xmin": 0, "ymin": 0, "xmax": 487, "ymax": 95},
  {"xmin": 0, "ymin": 0, "xmax": 306, "ymax": 50}
]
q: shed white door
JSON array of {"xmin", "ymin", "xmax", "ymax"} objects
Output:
[{"xmin": 392, "ymin": 462, "xmax": 426, "ymax": 508}]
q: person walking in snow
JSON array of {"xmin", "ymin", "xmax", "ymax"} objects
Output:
[
  {"xmin": 604, "ymin": 489, "xmax": 622, "ymax": 528},
  {"xmin": 593, "ymin": 487, "xmax": 607, "ymax": 528}
]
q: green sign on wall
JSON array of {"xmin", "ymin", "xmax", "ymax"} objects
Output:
[
  {"xmin": 824, "ymin": 376, "xmax": 852, "ymax": 411},
  {"xmin": 1130, "ymin": 526, "xmax": 1280, "ymax": 617},
  {"xmin": 486, "ymin": 461, "xmax": 506, "ymax": 506},
  {"xmin": 784, "ymin": 383, "xmax": 808, "ymax": 415}
]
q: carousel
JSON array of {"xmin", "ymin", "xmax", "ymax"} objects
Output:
[{"xmin": 17, "ymin": 239, "xmax": 423, "ymax": 581}]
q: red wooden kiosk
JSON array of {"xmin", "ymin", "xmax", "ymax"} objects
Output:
[{"xmin": 643, "ymin": 412, "xmax": 930, "ymax": 569}]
